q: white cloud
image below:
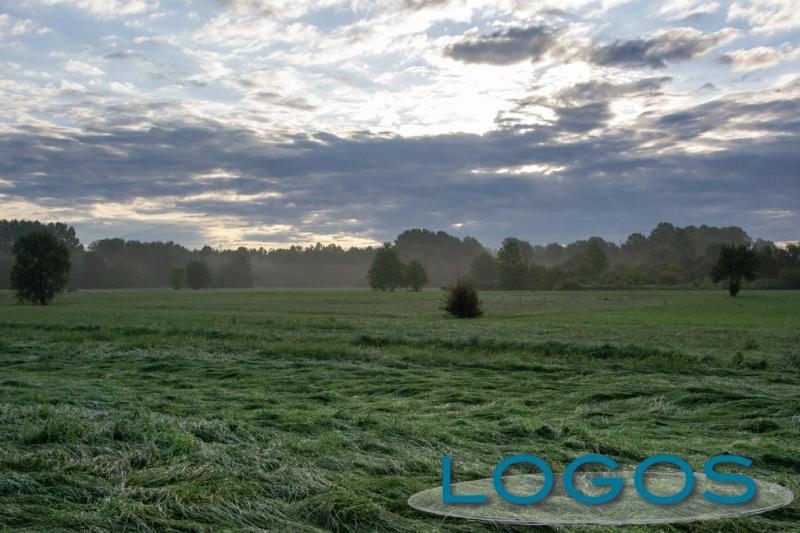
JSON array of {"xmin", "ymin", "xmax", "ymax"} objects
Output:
[
  {"xmin": 728, "ymin": 0, "xmax": 800, "ymax": 34},
  {"xmin": 658, "ymin": 0, "xmax": 720, "ymax": 20},
  {"xmin": 58, "ymin": 79, "xmax": 88, "ymax": 93},
  {"xmin": 720, "ymin": 44, "xmax": 800, "ymax": 72},
  {"xmin": 471, "ymin": 163, "xmax": 566, "ymax": 176},
  {"xmin": 756, "ymin": 208, "xmax": 794, "ymax": 219},
  {"xmin": 64, "ymin": 60, "xmax": 105, "ymax": 76},
  {"xmin": 109, "ymin": 81, "xmax": 137, "ymax": 93},
  {"xmin": 33, "ymin": 0, "xmax": 158, "ymax": 19},
  {"xmin": 0, "ymin": 12, "xmax": 50, "ymax": 36}
]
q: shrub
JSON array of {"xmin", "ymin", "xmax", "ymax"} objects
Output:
[{"xmin": 442, "ymin": 278, "xmax": 482, "ymax": 318}]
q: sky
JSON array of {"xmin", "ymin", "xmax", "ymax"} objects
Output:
[{"xmin": 0, "ymin": 0, "xmax": 798, "ymax": 249}]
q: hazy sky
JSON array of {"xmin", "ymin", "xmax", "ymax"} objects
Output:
[{"xmin": 0, "ymin": 0, "xmax": 798, "ymax": 249}]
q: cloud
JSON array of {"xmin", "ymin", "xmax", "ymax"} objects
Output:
[
  {"xmin": 444, "ymin": 25, "xmax": 740, "ymax": 70},
  {"xmin": 211, "ymin": 0, "xmax": 341, "ymax": 19},
  {"xmin": 0, "ymin": 80, "xmax": 797, "ymax": 246},
  {"xmin": 109, "ymin": 81, "xmax": 137, "ymax": 94},
  {"xmin": 555, "ymin": 101, "xmax": 612, "ymax": 132},
  {"xmin": 102, "ymin": 49, "xmax": 140, "ymax": 60},
  {"xmin": 719, "ymin": 44, "xmax": 800, "ymax": 72},
  {"xmin": 728, "ymin": 0, "xmax": 800, "ymax": 34},
  {"xmin": 2, "ymin": 0, "xmax": 799, "ymax": 246},
  {"xmin": 57, "ymin": 80, "xmax": 88, "ymax": 94},
  {"xmin": 443, "ymin": 25, "xmax": 563, "ymax": 65},
  {"xmin": 247, "ymin": 91, "xmax": 317, "ymax": 111},
  {"xmin": 64, "ymin": 60, "xmax": 106, "ymax": 76},
  {"xmin": 0, "ymin": 12, "xmax": 50, "ymax": 37},
  {"xmin": 658, "ymin": 0, "xmax": 720, "ymax": 20},
  {"xmin": 588, "ymin": 27, "xmax": 740, "ymax": 68},
  {"xmin": 33, "ymin": 0, "xmax": 158, "ymax": 19},
  {"xmin": 556, "ymin": 76, "xmax": 673, "ymax": 103},
  {"xmin": 402, "ymin": 0, "xmax": 451, "ymax": 11}
]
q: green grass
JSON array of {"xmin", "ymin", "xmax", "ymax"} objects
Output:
[{"xmin": 0, "ymin": 289, "xmax": 798, "ymax": 531}]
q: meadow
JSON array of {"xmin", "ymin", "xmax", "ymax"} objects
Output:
[{"xmin": 0, "ymin": 289, "xmax": 798, "ymax": 532}]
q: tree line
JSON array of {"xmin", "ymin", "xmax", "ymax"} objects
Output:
[{"xmin": 1, "ymin": 219, "xmax": 799, "ymax": 292}]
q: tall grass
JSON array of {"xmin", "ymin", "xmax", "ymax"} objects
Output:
[{"xmin": 0, "ymin": 289, "xmax": 798, "ymax": 531}]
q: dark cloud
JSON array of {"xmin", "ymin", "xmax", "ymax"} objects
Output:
[
  {"xmin": 445, "ymin": 25, "xmax": 737, "ymax": 69},
  {"xmin": 555, "ymin": 102, "xmax": 612, "ymax": 132},
  {"xmin": 495, "ymin": 77, "xmax": 671, "ymax": 132},
  {"xmin": 556, "ymin": 76, "xmax": 672, "ymax": 104},
  {"xmin": 403, "ymin": 0, "xmax": 451, "ymax": 11},
  {"xmin": 249, "ymin": 91, "xmax": 317, "ymax": 110},
  {"xmin": 0, "ymin": 82, "xmax": 797, "ymax": 245},
  {"xmin": 588, "ymin": 28, "xmax": 738, "ymax": 69},
  {"xmin": 102, "ymin": 50, "xmax": 140, "ymax": 60},
  {"xmin": 444, "ymin": 26, "xmax": 561, "ymax": 65}
]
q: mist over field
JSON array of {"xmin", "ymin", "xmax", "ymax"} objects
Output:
[{"xmin": 2, "ymin": 219, "xmax": 800, "ymax": 291}]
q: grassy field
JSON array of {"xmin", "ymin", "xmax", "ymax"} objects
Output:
[{"xmin": 0, "ymin": 289, "xmax": 798, "ymax": 531}]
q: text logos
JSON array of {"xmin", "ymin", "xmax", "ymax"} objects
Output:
[{"xmin": 442, "ymin": 454, "xmax": 756, "ymax": 505}]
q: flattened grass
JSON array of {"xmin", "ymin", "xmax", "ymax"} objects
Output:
[{"xmin": 0, "ymin": 289, "xmax": 798, "ymax": 531}]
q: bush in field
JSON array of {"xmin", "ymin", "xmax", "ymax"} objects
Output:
[
  {"xmin": 443, "ymin": 278, "xmax": 482, "ymax": 318},
  {"xmin": 367, "ymin": 243, "xmax": 406, "ymax": 291},
  {"xmin": 185, "ymin": 261, "xmax": 212, "ymax": 290},
  {"xmin": 10, "ymin": 231, "xmax": 71, "ymax": 305},
  {"xmin": 711, "ymin": 244, "xmax": 759, "ymax": 296},
  {"xmin": 405, "ymin": 260, "xmax": 428, "ymax": 292},
  {"xmin": 169, "ymin": 267, "xmax": 186, "ymax": 290}
]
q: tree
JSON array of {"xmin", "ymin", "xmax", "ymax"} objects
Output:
[
  {"xmin": 496, "ymin": 238, "xmax": 529, "ymax": 290},
  {"xmin": 405, "ymin": 260, "xmax": 429, "ymax": 291},
  {"xmin": 394, "ymin": 229, "xmax": 485, "ymax": 287},
  {"xmin": 169, "ymin": 267, "xmax": 186, "ymax": 290},
  {"xmin": 1, "ymin": 219, "xmax": 81, "ymax": 250},
  {"xmin": 185, "ymin": 261, "xmax": 212, "ymax": 289},
  {"xmin": 528, "ymin": 262, "xmax": 548, "ymax": 290},
  {"xmin": 470, "ymin": 251, "xmax": 497, "ymax": 289},
  {"xmin": 778, "ymin": 268, "xmax": 800, "ymax": 289},
  {"xmin": 10, "ymin": 231, "xmax": 71, "ymax": 305},
  {"xmin": 443, "ymin": 278, "xmax": 482, "ymax": 318},
  {"xmin": 583, "ymin": 237, "xmax": 609, "ymax": 276},
  {"xmin": 367, "ymin": 243, "xmax": 406, "ymax": 291},
  {"xmin": 215, "ymin": 251, "xmax": 254, "ymax": 288},
  {"xmin": 75, "ymin": 251, "xmax": 111, "ymax": 288},
  {"xmin": 711, "ymin": 244, "xmax": 759, "ymax": 296}
]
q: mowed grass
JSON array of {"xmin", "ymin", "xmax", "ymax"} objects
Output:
[{"xmin": 0, "ymin": 289, "xmax": 798, "ymax": 532}]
